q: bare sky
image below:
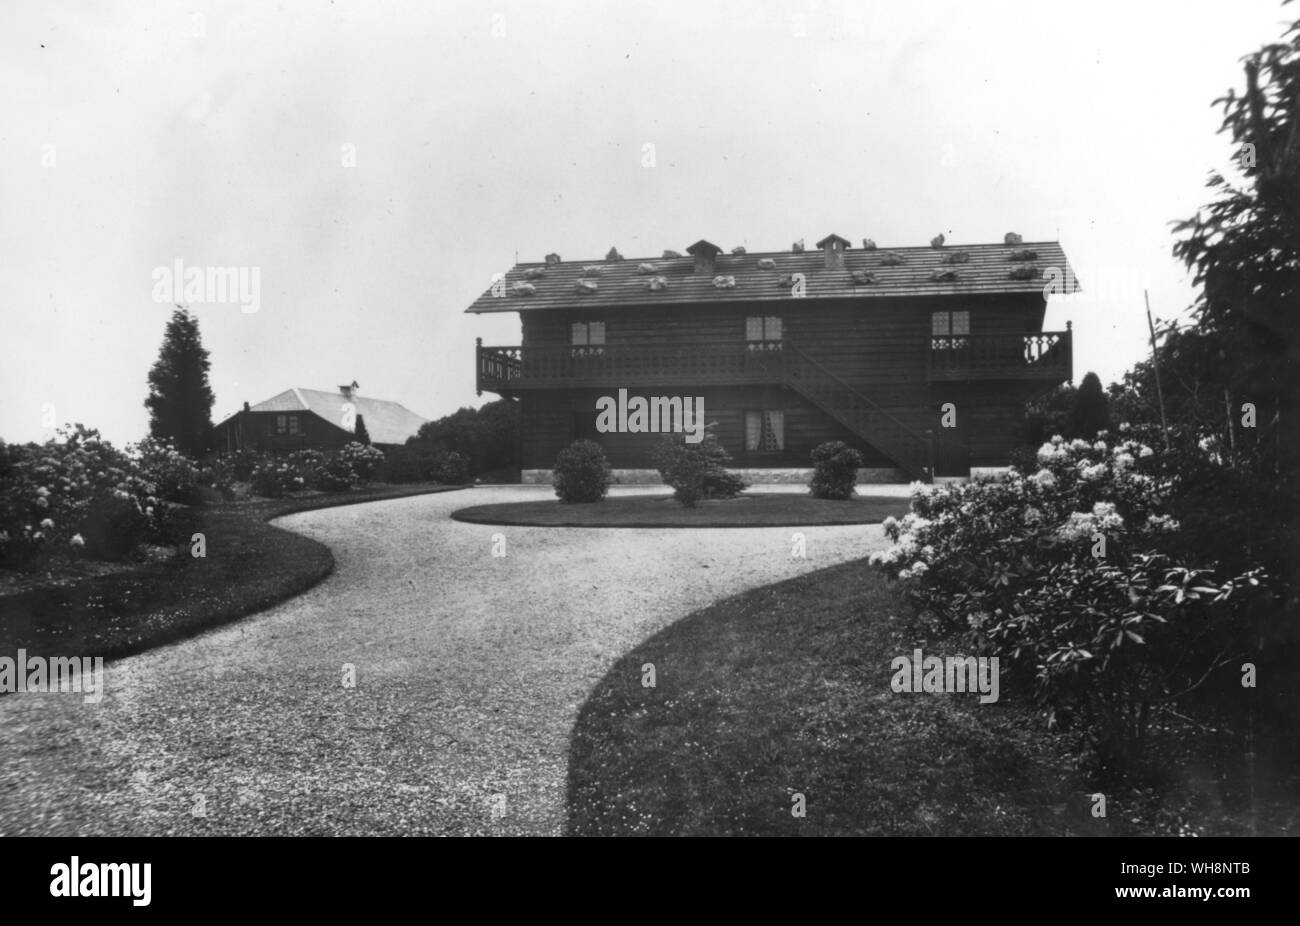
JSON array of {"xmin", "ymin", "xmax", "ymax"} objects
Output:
[{"xmin": 1, "ymin": 0, "xmax": 1288, "ymax": 446}]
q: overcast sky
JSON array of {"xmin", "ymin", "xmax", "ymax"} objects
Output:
[{"xmin": 1, "ymin": 0, "xmax": 1288, "ymax": 446}]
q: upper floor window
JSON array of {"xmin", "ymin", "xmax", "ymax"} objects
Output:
[
  {"xmin": 746, "ymin": 316, "xmax": 783, "ymax": 350},
  {"xmin": 931, "ymin": 310, "xmax": 970, "ymax": 337},
  {"xmin": 275, "ymin": 414, "xmax": 300, "ymax": 436},
  {"xmin": 571, "ymin": 320, "xmax": 605, "ymax": 356}
]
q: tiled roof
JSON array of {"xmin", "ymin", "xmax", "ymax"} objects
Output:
[
  {"xmin": 465, "ymin": 240, "xmax": 1079, "ymax": 314},
  {"xmin": 237, "ymin": 388, "xmax": 428, "ymax": 445}
]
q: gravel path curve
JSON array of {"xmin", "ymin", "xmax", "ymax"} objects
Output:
[{"xmin": 0, "ymin": 487, "xmax": 890, "ymax": 836}]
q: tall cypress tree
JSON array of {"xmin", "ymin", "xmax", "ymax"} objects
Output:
[{"xmin": 144, "ymin": 308, "xmax": 215, "ymax": 456}]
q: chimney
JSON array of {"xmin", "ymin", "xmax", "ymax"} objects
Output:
[
  {"xmin": 686, "ymin": 239, "xmax": 723, "ymax": 275},
  {"xmin": 243, "ymin": 401, "xmax": 250, "ymax": 412},
  {"xmin": 816, "ymin": 234, "xmax": 851, "ymax": 270},
  {"xmin": 339, "ymin": 380, "xmax": 359, "ymax": 400}
]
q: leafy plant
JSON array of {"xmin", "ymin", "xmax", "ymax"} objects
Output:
[
  {"xmin": 809, "ymin": 441, "xmax": 864, "ymax": 500},
  {"xmin": 553, "ymin": 440, "xmax": 612, "ymax": 504},
  {"xmin": 651, "ymin": 426, "xmax": 749, "ymax": 507}
]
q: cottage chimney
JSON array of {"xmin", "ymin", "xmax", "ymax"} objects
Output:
[
  {"xmin": 816, "ymin": 234, "xmax": 851, "ymax": 270},
  {"xmin": 339, "ymin": 380, "xmax": 359, "ymax": 400},
  {"xmin": 686, "ymin": 239, "xmax": 723, "ymax": 275},
  {"xmin": 243, "ymin": 401, "xmax": 250, "ymax": 412}
]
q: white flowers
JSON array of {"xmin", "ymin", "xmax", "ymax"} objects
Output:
[
  {"xmin": 1077, "ymin": 462, "xmax": 1108, "ymax": 482},
  {"xmin": 1023, "ymin": 506, "xmax": 1043, "ymax": 525},
  {"xmin": 40, "ymin": 518, "xmax": 54, "ymax": 531},
  {"xmin": 1030, "ymin": 469, "xmax": 1057, "ymax": 489},
  {"xmin": 1145, "ymin": 513, "xmax": 1180, "ymax": 533},
  {"xmin": 1037, "ymin": 442, "xmax": 1067, "ymax": 464},
  {"xmin": 1056, "ymin": 502, "xmax": 1124, "ymax": 542},
  {"xmin": 70, "ymin": 533, "xmax": 85, "ymax": 548},
  {"xmin": 36, "ymin": 486, "xmax": 50, "ymax": 498}
]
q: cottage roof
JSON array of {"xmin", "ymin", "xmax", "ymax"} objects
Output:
[
  {"xmin": 222, "ymin": 388, "xmax": 427, "ymax": 445},
  {"xmin": 466, "ymin": 239, "xmax": 1078, "ymax": 313}
]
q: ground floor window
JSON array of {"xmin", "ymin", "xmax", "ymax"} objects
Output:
[{"xmin": 745, "ymin": 409, "xmax": 784, "ymax": 451}]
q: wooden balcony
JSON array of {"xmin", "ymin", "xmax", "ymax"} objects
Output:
[
  {"xmin": 925, "ymin": 328, "xmax": 1072, "ymax": 383},
  {"xmin": 477, "ymin": 328, "xmax": 1073, "ymax": 395},
  {"xmin": 476, "ymin": 339, "xmax": 788, "ymax": 393}
]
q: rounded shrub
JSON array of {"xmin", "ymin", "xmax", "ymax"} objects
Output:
[
  {"xmin": 553, "ymin": 440, "xmax": 612, "ymax": 503},
  {"xmin": 809, "ymin": 441, "xmax": 865, "ymax": 500},
  {"xmin": 650, "ymin": 426, "xmax": 749, "ymax": 507}
]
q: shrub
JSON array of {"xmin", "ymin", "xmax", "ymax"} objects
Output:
[
  {"xmin": 870, "ymin": 432, "xmax": 1275, "ymax": 778},
  {"xmin": 131, "ymin": 437, "xmax": 202, "ymax": 505},
  {"xmin": 553, "ymin": 440, "xmax": 612, "ymax": 503},
  {"xmin": 650, "ymin": 426, "xmax": 749, "ymax": 507},
  {"xmin": 809, "ymin": 441, "xmax": 864, "ymax": 500},
  {"xmin": 0, "ymin": 425, "xmax": 171, "ymax": 565},
  {"xmin": 314, "ymin": 455, "xmax": 357, "ymax": 492},
  {"xmin": 250, "ymin": 457, "xmax": 303, "ymax": 498},
  {"xmin": 338, "ymin": 442, "xmax": 385, "ymax": 482},
  {"xmin": 377, "ymin": 446, "xmax": 427, "ymax": 484},
  {"xmin": 411, "ymin": 398, "xmax": 519, "ymax": 475},
  {"xmin": 203, "ymin": 458, "xmax": 238, "ymax": 501},
  {"xmin": 430, "ymin": 451, "xmax": 470, "ymax": 485},
  {"xmin": 229, "ymin": 448, "xmax": 260, "ymax": 481}
]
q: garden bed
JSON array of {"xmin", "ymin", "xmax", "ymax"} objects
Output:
[
  {"xmin": 451, "ymin": 493, "xmax": 910, "ymax": 528},
  {"xmin": 0, "ymin": 483, "xmax": 463, "ymax": 666}
]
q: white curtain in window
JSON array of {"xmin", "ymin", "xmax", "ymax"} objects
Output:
[
  {"xmin": 588, "ymin": 321, "xmax": 605, "ymax": 344},
  {"xmin": 571, "ymin": 322, "xmax": 587, "ymax": 345},
  {"xmin": 746, "ymin": 316, "xmax": 764, "ymax": 341},
  {"xmin": 931, "ymin": 312, "xmax": 949, "ymax": 336},
  {"xmin": 765, "ymin": 410, "xmax": 785, "ymax": 450},
  {"xmin": 952, "ymin": 311, "xmax": 970, "ymax": 335},
  {"xmin": 765, "ymin": 316, "xmax": 783, "ymax": 341},
  {"xmin": 745, "ymin": 411, "xmax": 762, "ymax": 450}
]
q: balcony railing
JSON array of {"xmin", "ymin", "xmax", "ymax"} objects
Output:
[
  {"xmin": 925, "ymin": 328, "xmax": 1072, "ymax": 383},
  {"xmin": 476, "ymin": 339, "xmax": 788, "ymax": 393},
  {"xmin": 477, "ymin": 328, "xmax": 1072, "ymax": 394}
]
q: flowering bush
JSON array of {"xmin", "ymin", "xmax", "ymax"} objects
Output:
[
  {"xmin": 131, "ymin": 437, "xmax": 202, "ymax": 505},
  {"xmin": 0, "ymin": 425, "xmax": 170, "ymax": 564},
  {"xmin": 337, "ymin": 442, "xmax": 385, "ymax": 482},
  {"xmin": 249, "ymin": 457, "xmax": 304, "ymax": 498},
  {"xmin": 809, "ymin": 441, "xmax": 865, "ymax": 500},
  {"xmin": 870, "ymin": 433, "xmax": 1273, "ymax": 776},
  {"xmin": 313, "ymin": 455, "xmax": 357, "ymax": 492}
]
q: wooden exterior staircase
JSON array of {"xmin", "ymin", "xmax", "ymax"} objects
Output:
[{"xmin": 784, "ymin": 345, "xmax": 934, "ymax": 481}]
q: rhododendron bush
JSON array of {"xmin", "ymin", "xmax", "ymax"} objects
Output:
[
  {"xmin": 871, "ymin": 432, "xmax": 1273, "ymax": 775},
  {"xmin": 0, "ymin": 425, "xmax": 178, "ymax": 564}
]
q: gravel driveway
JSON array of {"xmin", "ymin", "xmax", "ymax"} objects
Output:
[{"xmin": 0, "ymin": 487, "xmax": 890, "ymax": 836}]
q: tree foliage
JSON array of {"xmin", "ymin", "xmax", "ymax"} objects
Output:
[
  {"xmin": 410, "ymin": 398, "xmax": 518, "ymax": 476},
  {"xmin": 144, "ymin": 308, "xmax": 215, "ymax": 457}
]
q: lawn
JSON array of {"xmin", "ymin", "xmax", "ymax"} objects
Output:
[
  {"xmin": 452, "ymin": 492, "xmax": 911, "ymax": 528},
  {"xmin": 0, "ymin": 483, "xmax": 463, "ymax": 664},
  {"xmin": 566, "ymin": 558, "xmax": 1293, "ymax": 836}
]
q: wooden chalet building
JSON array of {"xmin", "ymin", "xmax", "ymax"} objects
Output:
[
  {"xmin": 466, "ymin": 235, "xmax": 1077, "ymax": 483},
  {"xmin": 212, "ymin": 382, "xmax": 428, "ymax": 454}
]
